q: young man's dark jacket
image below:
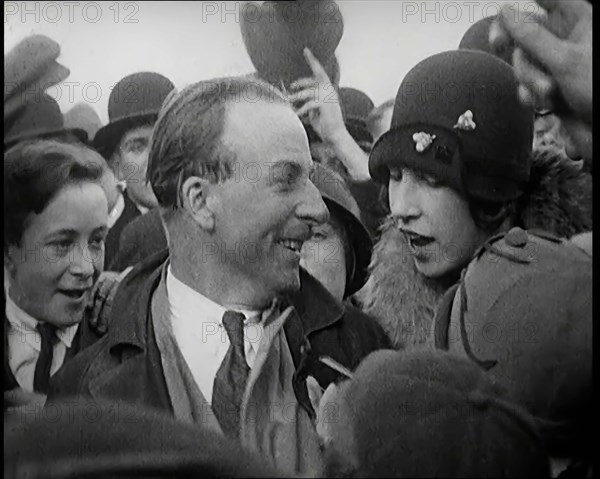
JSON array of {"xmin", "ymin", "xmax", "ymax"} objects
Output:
[{"xmin": 47, "ymin": 249, "xmax": 391, "ymax": 420}]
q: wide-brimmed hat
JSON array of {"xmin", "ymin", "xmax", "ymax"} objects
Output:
[
  {"xmin": 93, "ymin": 72, "xmax": 175, "ymax": 159},
  {"xmin": 63, "ymin": 102, "xmax": 103, "ymax": 143},
  {"xmin": 240, "ymin": 1, "xmax": 344, "ymax": 88},
  {"xmin": 4, "ymin": 94, "xmax": 88, "ymax": 149},
  {"xmin": 369, "ymin": 50, "xmax": 534, "ymax": 203},
  {"xmin": 310, "ymin": 163, "xmax": 372, "ymax": 297}
]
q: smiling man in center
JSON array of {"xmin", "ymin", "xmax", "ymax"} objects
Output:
[{"xmin": 48, "ymin": 76, "xmax": 390, "ymax": 476}]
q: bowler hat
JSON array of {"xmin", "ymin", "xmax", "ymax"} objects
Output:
[
  {"xmin": 63, "ymin": 103, "xmax": 103, "ymax": 143},
  {"xmin": 93, "ymin": 72, "xmax": 175, "ymax": 159},
  {"xmin": 4, "ymin": 34, "xmax": 70, "ymax": 131},
  {"xmin": 240, "ymin": 0, "xmax": 344, "ymax": 88},
  {"xmin": 4, "ymin": 94, "xmax": 88, "ymax": 149},
  {"xmin": 339, "ymin": 87, "xmax": 374, "ymax": 144},
  {"xmin": 369, "ymin": 50, "xmax": 534, "ymax": 203},
  {"xmin": 434, "ymin": 228, "xmax": 592, "ymax": 458},
  {"xmin": 328, "ymin": 349, "xmax": 550, "ymax": 477},
  {"xmin": 310, "ymin": 163, "xmax": 372, "ymax": 297},
  {"xmin": 459, "ymin": 15, "xmax": 515, "ymax": 65}
]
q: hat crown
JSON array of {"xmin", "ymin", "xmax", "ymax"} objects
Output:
[
  {"xmin": 240, "ymin": 0, "xmax": 344, "ymax": 87},
  {"xmin": 107, "ymin": 72, "xmax": 175, "ymax": 123},
  {"xmin": 339, "ymin": 87, "xmax": 374, "ymax": 121},
  {"xmin": 5, "ymin": 94, "xmax": 65, "ymax": 145}
]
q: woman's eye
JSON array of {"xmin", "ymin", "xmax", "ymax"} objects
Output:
[
  {"xmin": 312, "ymin": 231, "xmax": 327, "ymax": 240},
  {"xmin": 89, "ymin": 238, "xmax": 105, "ymax": 250}
]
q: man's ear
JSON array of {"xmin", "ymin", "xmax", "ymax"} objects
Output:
[{"xmin": 181, "ymin": 176, "xmax": 215, "ymax": 232}]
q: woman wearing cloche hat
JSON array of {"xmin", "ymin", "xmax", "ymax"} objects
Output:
[{"xmin": 360, "ymin": 49, "xmax": 592, "ymax": 477}]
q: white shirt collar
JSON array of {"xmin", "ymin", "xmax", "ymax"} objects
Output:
[
  {"xmin": 165, "ymin": 265, "xmax": 269, "ymax": 325},
  {"xmin": 5, "ymin": 289, "xmax": 78, "ymax": 350},
  {"xmin": 107, "ymin": 192, "xmax": 125, "ymax": 229}
]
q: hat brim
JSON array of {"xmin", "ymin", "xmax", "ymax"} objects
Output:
[
  {"xmin": 93, "ymin": 112, "xmax": 158, "ymax": 159},
  {"xmin": 369, "ymin": 124, "xmax": 464, "ymax": 189},
  {"xmin": 4, "ymin": 126, "xmax": 89, "ymax": 149},
  {"xmin": 324, "ymin": 199, "xmax": 373, "ymax": 298}
]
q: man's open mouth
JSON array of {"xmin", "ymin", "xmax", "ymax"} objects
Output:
[{"xmin": 58, "ymin": 288, "xmax": 89, "ymax": 301}]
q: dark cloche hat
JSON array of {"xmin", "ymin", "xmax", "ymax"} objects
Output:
[
  {"xmin": 93, "ymin": 71, "xmax": 175, "ymax": 159},
  {"xmin": 310, "ymin": 163, "xmax": 372, "ymax": 297},
  {"xmin": 4, "ymin": 94, "xmax": 88, "ymax": 149},
  {"xmin": 240, "ymin": 0, "xmax": 344, "ymax": 88},
  {"xmin": 369, "ymin": 50, "xmax": 534, "ymax": 203}
]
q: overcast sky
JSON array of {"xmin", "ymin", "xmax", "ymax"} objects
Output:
[{"xmin": 5, "ymin": 1, "xmax": 537, "ymax": 123}]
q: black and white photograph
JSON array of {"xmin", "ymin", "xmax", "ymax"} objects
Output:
[{"xmin": 4, "ymin": 1, "xmax": 592, "ymax": 477}]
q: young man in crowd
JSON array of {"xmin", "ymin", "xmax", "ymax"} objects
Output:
[
  {"xmin": 93, "ymin": 71, "xmax": 175, "ymax": 267},
  {"xmin": 48, "ymin": 76, "xmax": 389, "ymax": 476}
]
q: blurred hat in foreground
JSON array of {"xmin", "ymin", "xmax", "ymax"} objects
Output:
[
  {"xmin": 325, "ymin": 349, "xmax": 551, "ymax": 478},
  {"xmin": 5, "ymin": 398, "xmax": 279, "ymax": 478}
]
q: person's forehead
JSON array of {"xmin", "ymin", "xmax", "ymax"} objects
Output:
[{"xmin": 222, "ymin": 99, "xmax": 311, "ymax": 163}]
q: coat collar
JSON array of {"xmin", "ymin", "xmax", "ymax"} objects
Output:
[{"xmin": 106, "ymin": 249, "xmax": 344, "ymax": 353}]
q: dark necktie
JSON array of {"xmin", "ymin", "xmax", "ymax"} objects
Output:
[
  {"xmin": 212, "ymin": 311, "xmax": 250, "ymax": 439},
  {"xmin": 34, "ymin": 322, "xmax": 59, "ymax": 394}
]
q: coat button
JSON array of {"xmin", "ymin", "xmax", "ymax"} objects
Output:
[{"xmin": 504, "ymin": 227, "xmax": 528, "ymax": 248}]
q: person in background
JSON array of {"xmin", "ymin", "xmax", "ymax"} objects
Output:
[
  {"xmin": 366, "ymin": 98, "xmax": 394, "ymax": 143},
  {"xmin": 300, "ymin": 163, "xmax": 372, "ymax": 303},
  {"xmin": 93, "ymin": 71, "xmax": 175, "ymax": 267},
  {"xmin": 322, "ymin": 350, "xmax": 551, "ymax": 478},
  {"xmin": 63, "ymin": 102, "xmax": 103, "ymax": 147},
  {"xmin": 48, "ymin": 76, "xmax": 390, "ymax": 477},
  {"xmin": 4, "ymin": 140, "xmax": 109, "ymax": 398}
]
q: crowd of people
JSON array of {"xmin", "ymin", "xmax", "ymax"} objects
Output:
[{"xmin": 4, "ymin": 1, "xmax": 593, "ymax": 478}]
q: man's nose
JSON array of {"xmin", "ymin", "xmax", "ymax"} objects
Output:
[
  {"xmin": 67, "ymin": 244, "xmax": 97, "ymax": 278},
  {"xmin": 297, "ymin": 179, "xmax": 330, "ymax": 228},
  {"xmin": 388, "ymin": 177, "xmax": 422, "ymax": 224}
]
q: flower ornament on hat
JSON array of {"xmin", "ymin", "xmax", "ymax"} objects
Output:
[
  {"xmin": 453, "ymin": 110, "xmax": 476, "ymax": 131},
  {"xmin": 412, "ymin": 132, "xmax": 436, "ymax": 153}
]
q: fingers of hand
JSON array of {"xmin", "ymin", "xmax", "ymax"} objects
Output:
[
  {"xmin": 303, "ymin": 47, "xmax": 331, "ymax": 83},
  {"xmin": 295, "ymin": 100, "xmax": 319, "ymax": 118},
  {"xmin": 512, "ymin": 48, "xmax": 556, "ymax": 109},
  {"xmin": 498, "ymin": 4, "xmax": 565, "ymax": 73}
]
